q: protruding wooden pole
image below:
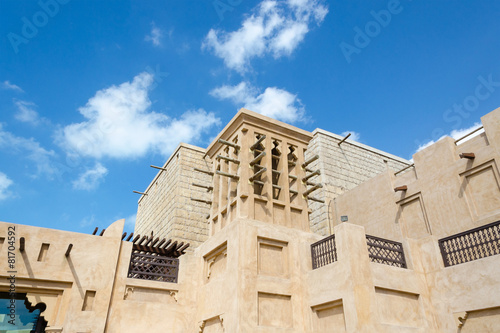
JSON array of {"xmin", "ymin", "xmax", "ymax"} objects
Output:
[
  {"xmin": 394, "ymin": 185, "xmax": 408, "ymax": 192},
  {"xmin": 65, "ymin": 244, "xmax": 73, "ymax": 257}
]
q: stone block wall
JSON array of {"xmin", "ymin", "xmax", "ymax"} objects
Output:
[
  {"xmin": 306, "ymin": 129, "xmax": 411, "ymax": 236},
  {"xmin": 135, "ymin": 143, "xmax": 212, "ymax": 248}
]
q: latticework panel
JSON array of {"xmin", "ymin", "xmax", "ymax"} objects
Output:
[
  {"xmin": 128, "ymin": 252, "xmax": 179, "ymax": 283},
  {"xmin": 311, "ymin": 234, "xmax": 337, "ymax": 269},
  {"xmin": 439, "ymin": 220, "xmax": 500, "ymax": 267},
  {"xmin": 366, "ymin": 235, "xmax": 407, "ymax": 268}
]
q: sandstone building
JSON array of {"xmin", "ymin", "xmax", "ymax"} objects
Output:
[{"xmin": 1, "ymin": 108, "xmax": 499, "ymax": 332}]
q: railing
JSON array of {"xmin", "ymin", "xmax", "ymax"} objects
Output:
[
  {"xmin": 439, "ymin": 220, "xmax": 500, "ymax": 267},
  {"xmin": 128, "ymin": 252, "xmax": 179, "ymax": 283},
  {"xmin": 366, "ymin": 235, "xmax": 407, "ymax": 268},
  {"xmin": 311, "ymin": 234, "xmax": 337, "ymax": 269}
]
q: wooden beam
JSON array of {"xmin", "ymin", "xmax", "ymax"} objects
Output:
[
  {"xmin": 394, "ymin": 185, "xmax": 408, "ymax": 192},
  {"xmin": 92, "ymin": 227, "xmax": 98, "ymax": 235},
  {"xmin": 217, "ymin": 139, "xmax": 240, "ymax": 150},
  {"xmin": 121, "ymin": 233, "xmax": 127, "ymax": 240},
  {"xmin": 65, "ymin": 244, "xmax": 73, "ymax": 257},
  {"xmin": 99, "ymin": 229, "xmax": 106, "ymax": 236},
  {"xmin": 191, "ymin": 197, "xmax": 212, "ymax": 205},
  {"xmin": 193, "ymin": 167, "xmax": 214, "ymax": 176},
  {"xmin": 126, "ymin": 233, "xmax": 134, "ymax": 241},
  {"xmin": 249, "ymin": 167, "xmax": 267, "ymax": 182},
  {"xmin": 192, "ymin": 183, "xmax": 213, "ymax": 191},
  {"xmin": 250, "ymin": 135, "xmax": 266, "ymax": 150},
  {"xmin": 217, "ymin": 155, "xmax": 240, "ymax": 164},
  {"xmin": 133, "ymin": 191, "xmax": 147, "ymax": 195},
  {"xmin": 132, "ymin": 235, "xmax": 141, "ymax": 243},
  {"xmin": 303, "ymin": 183, "xmax": 323, "ymax": 196},
  {"xmin": 459, "ymin": 153, "xmax": 475, "ymax": 159},
  {"xmin": 250, "ymin": 151, "xmax": 266, "ymax": 166},
  {"xmin": 178, "ymin": 243, "xmax": 190, "ymax": 253},
  {"xmin": 302, "ymin": 170, "xmax": 320, "ymax": 182},
  {"xmin": 338, "ymin": 133, "xmax": 351, "ymax": 145},
  {"xmin": 19, "ymin": 237, "xmax": 25, "ymax": 252},
  {"xmin": 150, "ymin": 165, "xmax": 167, "ymax": 171},
  {"xmin": 162, "ymin": 239, "xmax": 172, "ymax": 249},
  {"xmin": 302, "ymin": 154, "xmax": 319, "ymax": 168},
  {"xmin": 307, "ymin": 196, "xmax": 325, "ymax": 203},
  {"xmin": 157, "ymin": 238, "xmax": 166, "ymax": 248},
  {"xmin": 216, "ymin": 170, "xmax": 239, "ymax": 180}
]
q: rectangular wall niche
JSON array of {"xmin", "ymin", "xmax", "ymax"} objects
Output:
[
  {"xmin": 82, "ymin": 290, "xmax": 96, "ymax": 311},
  {"xmin": 375, "ymin": 287, "xmax": 422, "ymax": 327},
  {"xmin": 397, "ymin": 193, "xmax": 431, "ymax": 239},
  {"xmin": 462, "ymin": 161, "xmax": 500, "ymax": 219},
  {"xmin": 257, "ymin": 292, "xmax": 292, "ymax": 328},
  {"xmin": 311, "ymin": 299, "xmax": 345, "ymax": 333},
  {"xmin": 204, "ymin": 242, "xmax": 227, "ymax": 283},
  {"xmin": 37, "ymin": 243, "xmax": 50, "ymax": 262},
  {"xmin": 257, "ymin": 237, "xmax": 288, "ymax": 278}
]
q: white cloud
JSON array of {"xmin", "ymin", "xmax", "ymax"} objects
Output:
[
  {"xmin": 341, "ymin": 131, "xmax": 360, "ymax": 142},
  {"xmin": 145, "ymin": 23, "xmax": 163, "ymax": 46},
  {"xmin": 58, "ymin": 72, "xmax": 220, "ymax": 159},
  {"xmin": 0, "ymin": 172, "xmax": 13, "ymax": 200},
  {"xmin": 14, "ymin": 100, "xmax": 40, "ymax": 125},
  {"xmin": 125, "ymin": 213, "xmax": 136, "ymax": 230},
  {"xmin": 1, "ymin": 80, "xmax": 23, "ymax": 92},
  {"xmin": 210, "ymin": 81, "xmax": 304, "ymax": 123},
  {"xmin": 80, "ymin": 214, "xmax": 96, "ymax": 228},
  {"xmin": 72, "ymin": 162, "xmax": 108, "ymax": 191},
  {"xmin": 0, "ymin": 124, "xmax": 58, "ymax": 178},
  {"xmin": 203, "ymin": 0, "xmax": 328, "ymax": 73},
  {"xmin": 415, "ymin": 123, "xmax": 484, "ymax": 154}
]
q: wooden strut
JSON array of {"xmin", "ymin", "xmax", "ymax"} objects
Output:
[
  {"xmin": 289, "ymin": 189, "xmax": 298, "ymax": 195},
  {"xmin": 253, "ymin": 180, "xmax": 265, "ymax": 186},
  {"xmin": 133, "ymin": 191, "xmax": 147, "ymax": 195},
  {"xmin": 302, "ymin": 154, "xmax": 319, "ymax": 168},
  {"xmin": 249, "ymin": 167, "xmax": 267, "ymax": 182},
  {"xmin": 250, "ymin": 135, "xmax": 266, "ymax": 150},
  {"xmin": 338, "ymin": 133, "xmax": 351, "ymax": 145},
  {"xmin": 99, "ymin": 229, "xmax": 106, "ymax": 236},
  {"xmin": 192, "ymin": 183, "xmax": 213, "ymax": 191},
  {"xmin": 303, "ymin": 170, "xmax": 321, "ymax": 182},
  {"xmin": 191, "ymin": 197, "xmax": 213, "ymax": 205},
  {"xmin": 216, "ymin": 170, "xmax": 240, "ymax": 180},
  {"xmin": 303, "ymin": 183, "xmax": 323, "ymax": 196},
  {"xmin": 65, "ymin": 244, "xmax": 73, "ymax": 257},
  {"xmin": 250, "ymin": 151, "xmax": 266, "ymax": 166},
  {"xmin": 394, "ymin": 163, "xmax": 414, "ymax": 176},
  {"xmin": 307, "ymin": 196, "xmax": 325, "ymax": 203},
  {"xmin": 218, "ymin": 139, "xmax": 240, "ymax": 151},
  {"xmin": 126, "ymin": 233, "xmax": 134, "ymax": 241},
  {"xmin": 19, "ymin": 237, "xmax": 25, "ymax": 252},
  {"xmin": 394, "ymin": 185, "xmax": 408, "ymax": 192},
  {"xmin": 216, "ymin": 155, "xmax": 240, "ymax": 164},
  {"xmin": 150, "ymin": 165, "xmax": 167, "ymax": 171},
  {"xmin": 288, "ymin": 174, "xmax": 298, "ymax": 180},
  {"xmin": 194, "ymin": 168, "xmax": 214, "ymax": 176},
  {"xmin": 459, "ymin": 153, "xmax": 475, "ymax": 159},
  {"xmin": 92, "ymin": 227, "xmax": 98, "ymax": 235}
]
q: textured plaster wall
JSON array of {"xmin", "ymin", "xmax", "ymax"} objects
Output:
[{"xmin": 306, "ymin": 129, "xmax": 411, "ymax": 236}]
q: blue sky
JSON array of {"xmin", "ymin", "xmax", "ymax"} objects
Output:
[{"xmin": 1, "ymin": 0, "xmax": 499, "ymax": 233}]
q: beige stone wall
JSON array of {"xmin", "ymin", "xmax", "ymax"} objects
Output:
[
  {"xmin": 306, "ymin": 129, "xmax": 411, "ymax": 236},
  {"xmin": 334, "ymin": 108, "xmax": 500, "ymax": 241},
  {"xmin": 135, "ymin": 143, "xmax": 212, "ymax": 248}
]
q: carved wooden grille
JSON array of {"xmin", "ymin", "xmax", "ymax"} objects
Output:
[
  {"xmin": 128, "ymin": 252, "xmax": 179, "ymax": 283},
  {"xmin": 439, "ymin": 220, "xmax": 500, "ymax": 267},
  {"xmin": 311, "ymin": 234, "xmax": 337, "ymax": 269},
  {"xmin": 366, "ymin": 235, "xmax": 407, "ymax": 268}
]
